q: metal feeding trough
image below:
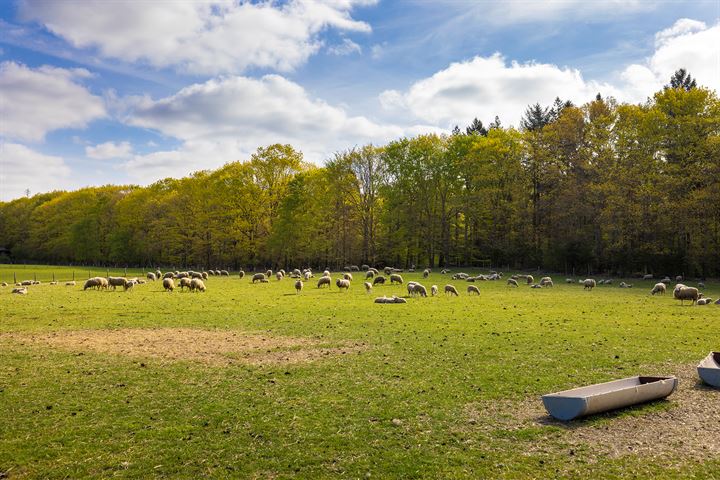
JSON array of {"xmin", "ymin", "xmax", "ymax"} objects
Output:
[
  {"xmin": 698, "ymin": 352, "xmax": 720, "ymax": 388},
  {"xmin": 542, "ymin": 376, "xmax": 678, "ymax": 421}
]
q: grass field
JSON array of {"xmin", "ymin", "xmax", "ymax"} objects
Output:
[{"xmin": 1, "ymin": 265, "xmax": 719, "ymax": 479}]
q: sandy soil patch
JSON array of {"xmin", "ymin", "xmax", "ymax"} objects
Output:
[
  {"xmin": 464, "ymin": 363, "xmax": 720, "ymax": 460},
  {"xmin": 1, "ymin": 328, "xmax": 364, "ymax": 366}
]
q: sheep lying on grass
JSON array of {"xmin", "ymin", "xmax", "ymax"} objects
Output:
[
  {"xmin": 540, "ymin": 277, "xmax": 553, "ymax": 287},
  {"xmin": 12, "ymin": 287, "xmax": 28, "ymax": 294},
  {"xmin": 65, "ymin": 281, "xmax": 76, "ymax": 286},
  {"xmin": 697, "ymin": 298, "xmax": 713, "ymax": 305},
  {"xmin": 374, "ymin": 295, "xmax": 407, "ymax": 304},
  {"xmin": 445, "ymin": 285, "xmax": 459, "ymax": 296},
  {"xmin": 619, "ymin": 282, "xmax": 633, "ymax": 288},
  {"xmin": 467, "ymin": 285, "xmax": 480, "ymax": 295}
]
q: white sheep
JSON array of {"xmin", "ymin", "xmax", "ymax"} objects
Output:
[
  {"xmin": 65, "ymin": 281, "xmax": 76, "ymax": 286},
  {"xmin": 364, "ymin": 282, "xmax": 372, "ymax": 293},
  {"xmin": 252, "ymin": 273, "xmax": 267, "ymax": 283},
  {"xmin": 642, "ymin": 274, "xmax": 654, "ymax": 280},
  {"xmin": 445, "ymin": 284, "xmax": 459, "ymax": 296},
  {"xmin": 430, "ymin": 285, "xmax": 438, "ymax": 296},
  {"xmin": 147, "ymin": 272, "xmax": 157, "ymax": 281},
  {"xmin": 317, "ymin": 276, "xmax": 331, "ymax": 289},
  {"xmin": 343, "ymin": 272, "xmax": 353, "ymax": 281},
  {"xmin": 539, "ymin": 276, "xmax": 553, "ymax": 287},
  {"xmin": 423, "ymin": 269, "xmax": 430, "ymax": 278},
  {"xmin": 674, "ymin": 285, "xmax": 699, "ymax": 305},
  {"xmin": 390, "ymin": 273, "xmax": 403, "ymax": 285},
  {"xmin": 83, "ymin": 277, "xmax": 102, "ymax": 291},
  {"xmin": 178, "ymin": 277, "xmax": 192, "ymax": 291},
  {"xmin": 525, "ymin": 275, "xmax": 534, "ymax": 285},
  {"xmin": 467, "ymin": 285, "xmax": 480, "ymax": 295},
  {"xmin": 366, "ymin": 270, "xmax": 375, "ymax": 279},
  {"xmin": 412, "ymin": 283, "xmax": 428, "ymax": 297},
  {"xmin": 507, "ymin": 279, "xmax": 518, "ymax": 287},
  {"xmin": 12, "ymin": 287, "xmax": 28, "ymax": 295},
  {"xmin": 650, "ymin": 283, "xmax": 666, "ymax": 295},
  {"xmin": 163, "ymin": 278, "xmax": 175, "ymax": 292},
  {"xmin": 335, "ymin": 278, "xmax": 350, "ymax": 291},
  {"xmin": 697, "ymin": 298, "xmax": 713, "ymax": 305},
  {"xmin": 190, "ymin": 278, "xmax": 206, "ymax": 292},
  {"xmin": 583, "ymin": 279, "xmax": 596, "ymax": 290},
  {"xmin": 276, "ymin": 272, "xmax": 284, "ymax": 281}
]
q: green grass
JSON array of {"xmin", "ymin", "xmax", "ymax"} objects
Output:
[{"xmin": 1, "ymin": 265, "xmax": 719, "ymax": 479}]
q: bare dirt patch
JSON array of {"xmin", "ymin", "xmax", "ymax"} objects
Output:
[
  {"xmin": 464, "ymin": 363, "xmax": 720, "ymax": 461},
  {"xmin": 1, "ymin": 328, "xmax": 365, "ymax": 366}
]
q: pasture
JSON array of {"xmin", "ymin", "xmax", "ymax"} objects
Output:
[{"xmin": 1, "ymin": 265, "xmax": 719, "ymax": 479}]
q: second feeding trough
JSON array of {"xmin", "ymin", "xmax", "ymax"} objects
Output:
[
  {"xmin": 542, "ymin": 376, "xmax": 678, "ymax": 421},
  {"xmin": 697, "ymin": 352, "xmax": 720, "ymax": 388}
]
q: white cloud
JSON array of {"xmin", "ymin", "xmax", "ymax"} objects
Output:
[
  {"xmin": 380, "ymin": 53, "xmax": 619, "ymax": 128},
  {"xmin": 621, "ymin": 19, "xmax": 720, "ymax": 100},
  {"xmin": 0, "ymin": 61, "xmax": 106, "ymax": 142},
  {"xmin": 0, "ymin": 142, "xmax": 71, "ymax": 200},
  {"xmin": 85, "ymin": 141, "xmax": 133, "ymax": 160},
  {"xmin": 328, "ymin": 38, "xmax": 362, "ymax": 56},
  {"xmin": 20, "ymin": 0, "xmax": 375, "ymax": 75},
  {"xmin": 485, "ymin": 0, "xmax": 651, "ymax": 24},
  {"xmin": 120, "ymin": 74, "xmax": 438, "ymax": 181}
]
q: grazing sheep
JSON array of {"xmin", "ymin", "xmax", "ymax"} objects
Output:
[
  {"xmin": 526, "ymin": 275, "xmax": 534, "ymax": 285},
  {"xmin": 292, "ymin": 269, "xmax": 302, "ymax": 276},
  {"xmin": 177, "ymin": 272, "xmax": 189, "ymax": 279},
  {"xmin": 539, "ymin": 276, "xmax": 553, "ymax": 287},
  {"xmin": 389, "ymin": 273, "xmax": 403, "ymax": 285},
  {"xmin": 642, "ymin": 274, "xmax": 654, "ymax": 280},
  {"xmin": 697, "ymin": 298, "xmax": 713, "ymax": 305},
  {"xmin": 156, "ymin": 269, "xmax": 162, "ymax": 278},
  {"xmin": 178, "ymin": 277, "xmax": 192, "ymax": 291},
  {"xmin": 411, "ymin": 284, "xmax": 428, "ymax": 297},
  {"xmin": 123, "ymin": 280, "xmax": 134, "ymax": 291},
  {"xmin": 202, "ymin": 271, "xmax": 208, "ymax": 279},
  {"xmin": 467, "ymin": 285, "xmax": 480, "ymax": 295},
  {"xmin": 406, "ymin": 282, "xmax": 417, "ymax": 295},
  {"xmin": 676, "ymin": 275, "xmax": 683, "ymax": 282},
  {"xmin": 661, "ymin": 277, "xmax": 671, "ymax": 285},
  {"xmin": 252, "ymin": 273, "xmax": 267, "ymax": 283},
  {"xmin": 650, "ymin": 283, "xmax": 666, "ymax": 295},
  {"xmin": 431, "ymin": 285, "xmax": 438, "ymax": 296},
  {"xmin": 220, "ymin": 270, "xmax": 229, "ymax": 276},
  {"xmin": 279, "ymin": 269, "xmax": 286, "ymax": 276},
  {"xmin": 163, "ymin": 278, "xmax": 175, "ymax": 292},
  {"xmin": 583, "ymin": 279, "xmax": 596, "ymax": 290},
  {"xmin": 423, "ymin": 269, "xmax": 430, "ymax": 278},
  {"xmin": 384, "ymin": 267, "xmax": 393, "ymax": 275},
  {"xmin": 343, "ymin": 272, "xmax": 353, "ymax": 281},
  {"xmin": 163, "ymin": 272, "xmax": 175, "ymax": 279},
  {"xmin": 12, "ymin": 287, "xmax": 28, "ymax": 295},
  {"xmin": 441, "ymin": 269, "xmax": 448, "ymax": 275},
  {"xmin": 208, "ymin": 270, "xmax": 215, "ymax": 276},
  {"xmin": 507, "ymin": 279, "xmax": 518, "ymax": 287},
  {"xmin": 98, "ymin": 277, "xmax": 109, "ymax": 289},
  {"xmin": 361, "ymin": 264, "xmax": 370, "ymax": 271},
  {"xmin": 190, "ymin": 278, "xmax": 206, "ymax": 292},
  {"xmin": 444, "ymin": 284, "xmax": 459, "ymax": 296},
  {"xmin": 364, "ymin": 282, "xmax": 372, "ymax": 293},
  {"xmin": 323, "ymin": 270, "xmax": 331, "ymax": 277},
  {"xmin": 317, "ymin": 276, "xmax": 332, "ymax": 289},
  {"xmin": 366, "ymin": 270, "xmax": 375, "ymax": 279},
  {"xmin": 276, "ymin": 272, "xmax": 284, "ymax": 281},
  {"xmin": 107, "ymin": 277, "xmax": 128, "ymax": 290},
  {"xmin": 350, "ymin": 265, "xmax": 359, "ymax": 272},
  {"xmin": 83, "ymin": 278, "xmax": 102, "ymax": 290},
  {"xmin": 304, "ymin": 271, "xmax": 312, "ymax": 280},
  {"xmin": 147, "ymin": 272, "xmax": 157, "ymax": 281},
  {"xmin": 190, "ymin": 271, "xmax": 203, "ymax": 279},
  {"xmin": 294, "ymin": 280, "xmax": 303, "ymax": 293},
  {"xmin": 698, "ymin": 282, "xmax": 706, "ymax": 289},
  {"xmin": 373, "ymin": 276, "xmax": 386, "ymax": 285},
  {"xmin": 336, "ymin": 278, "xmax": 350, "ymax": 291},
  {"xmin": 674, "ymin": 285, "xmax": 699, "ymax": 305}
]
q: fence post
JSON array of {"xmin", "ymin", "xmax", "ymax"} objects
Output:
[
  {"xmin": 53, "ymin": 272, "xmax": 56, "ymax": 282},
  {"xmin": 73, "ymin": 271, "xmax": 75, "ymax": 281},
  {"xmin": 14, "ymin": 272, "xmax": 17, "ymax": 284}
]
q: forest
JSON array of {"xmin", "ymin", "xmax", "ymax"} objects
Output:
[{"xmin": 1, "ymin": 71, "xmax": 719, "ymax": 277}]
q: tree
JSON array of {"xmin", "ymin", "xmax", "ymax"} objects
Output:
[
  {"xmin": 465, "ymin": 118, "xmax": 488, "ymax": 136},
  {"xmin": 666, "ymin": 68, "xmax": 697, "ymax": 91},
  {"xmin": 521, "ymin": 103, "xmax": 552, "ymax": 131}
]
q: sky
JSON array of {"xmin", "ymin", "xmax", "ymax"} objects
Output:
[{"xmin": 0, "ymin": 0, "xmax": 719, "ymax": 201}]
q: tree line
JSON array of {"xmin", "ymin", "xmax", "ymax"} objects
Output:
[{"xmin": 1, "ymin": 72, "xmax": 718, "ymax": 277}]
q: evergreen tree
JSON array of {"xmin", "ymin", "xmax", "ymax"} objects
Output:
[
  {"xmin": 465, "ymin": 118, "xmax": 488, "ymax": 136},
  {"xmin": 521, "ymin": 103, "xmax": 552, "ymax": 131},
  {"xmin": 666, "ymin": 68, "xmax": 697, "ymax": 91}
]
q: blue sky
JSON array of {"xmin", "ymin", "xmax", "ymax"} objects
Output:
[{"xmin": 1, "ymin": 0, "xmax": 718, "ymax": 200}]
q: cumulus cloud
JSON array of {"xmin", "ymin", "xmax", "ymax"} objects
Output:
[
  {"xmin": 0, "ymin": 142, "xmax": 71, "ymax": 200},
  {"xmin": 85, "ymin": 141, "xmax": 133, "ymax": 160},
  {"xmin": 19, "ymin": 0, "xmax": 375, "ymax": 74},
  {"xmin": 0, "ymin": 61, "xmax": 106, "ymax": 142},
  {"xmin": 621, "ymin": 19, "xmax": 720, "ymax": 100},
  {"xmin": 119, "ymin": 74, "xmax": 438, "ymax": 181},
  {"xmin": 380, "ymin": 53, "xmax": 619, "ymax": 128}
]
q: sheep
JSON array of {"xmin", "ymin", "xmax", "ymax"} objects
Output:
[
  {"xmin": 674, "ymin": 285, "xmax": 699, "ymax": 305},
  {"xmin": 279, "ymin": 269, "xmax": 286, "ymax": 276},
  {"xmin": 697, "ymin": 298, "xmax": 713, "ymax": 305},
  {"xmin": 604, "ymin": 279, "xmax": 613, "ymax": 285},
  {"xmin": 21, "ymin": 280, "xmax": 33, "ymax": 286},
  {"xmin": 220, "ymin": 270, "xmax": 229, "ymax": 276},
  {"xmin": 650, "ymin": 283, "xmax": 666, "ymax": 295},
  {"xmin": 323, "ymin": 270, "xmax": 331, "ymax": 277},
  {"xmin": 530, "ymin": 284, "xmax": 543, "ymax": 289},
  {"xmin": 384, "ymin": 266, "xmax": 393, "ymax": 275},
  {"xmin": 343, "ymin": 272, "xmax": 353, "ymax": 281},
  {"xmin": 539, "ymin": 276, "xmax": 553, "ymax": 287},
  {"xmin": 661, "ymin": 277, "xmax": 671, "ymax": 285},
  {"xmin": 98, "ymin": 277, "xmax": 109, "ymax": 289},
  {"xmin": 163, "ymin": 278, "xmax": 175, "ymax": 292},
  {"xmin": 252, "ymin": 273, "xmax": 267, "ymax": 283},
  {"xmin": 423, "ymin": 269, "xmax": 430, "ymax": 278},
  {"xmin": 565, "ymin": 278, "xmax": 573, "ymax": 284},
  {"xmin": 304, "ymin": 271, "xmax": 312, "ymax": 280},
  {"xmin": 698, "ymin": 282, "xmax": 706, "ymax": 289},
  {"xmin": 208, "ymin": 270, "xmax": 215, "ymax": 276},
  {"xmin": 445, "ymin": 284, "xmax": 459, "ymax": 296},
  {"xmin": 178, "ymin": 277, "xmax": 192, "ymax": 291},
  {"xmin": 441, "ymin": 269, "xmax": 448, "ymax": 275},
  {"xmin": 63, "ymin": 281, "xmax": 75, "ymax": 286},
  {"xmin": 276, "ymin": 272, "xmax": 284, "ymax": 281},
  {"xmin": 467, "ymin": 285, "xmax": 480, "ymax": 295},
  {"xmin": 525, "ymin": 275, "xmax": 534, "ymax": 285},
  {"xmin": 123, "ymin": 280, "xmax": 134, "ymax": 291},
  {"xmin": 373, "ymin": 276, "xmax": 386, "ymax": 285},
  {"xmin": 0, "ymin": 282, "xmax": 6, "ymax": 287},
  {"xmin": 374, "ymin": 295, "xmax": 406, "ymax": 304},
  {"xmin": 406, "ymin": 282, "xmax": 417, "ymax": 295},
  {"xmin": 189, "ymin": 271, "xmax": 202, "ymax": 279},
  {"xmin": 83, "ymin": 278, "xmax": 102, "ymax": 290},
  {"xmin": 190, "ymin": 278, "xmax": 206, "ymax": 292},
  {"xmin": 265, "ymin": 269, "xmax": 273, "ymax": 278},
  {"xmin": 350, "ymin": 265, "xmax": 360, "ymax": 272},
  {"xmin": 12, "ymin": 287, "xmax": 28, "ymax": 295},
  {"xmin": 361, "ymin": 264, "xmax": 370, "ymax": 271},
  {"xmin": 431, "ymin": 285, "xmax": 438, "ymax": 296},
  {"xmin": 715, "ymin": 298, "xmax": 720, "ymax": 305},
  {"xmin": 176, "ymin": 272, "xmax": 189, "ymax": 279},
  {"xmin": 156, "ymin": 269, "xmax": 162, "ymax": 279},
  {"xmin": 147, "ymin": 272, "xmax": 157, "ymax": 281},
  {"xmin": 317, "ymin": 276, "xmax": 332, "ymax": 289},
  {"xmin": 295, "ymin": 280, "xmax": 303, "ymax": 293},
  {"xmin": 466, "ymin": 276, "xmax": 476, "ymax": 282},
  {"xmin": 366, "ymin": 270, "xmax": 375, "ymax": 279},
  {"xmin": 364, "ymin": 281, "xmax": 372, "ymax": 293},
  {"xmin": 676, "ymin": 275, "xmax": 683, "ymax": 282},
  {"xmin": 619, "ymin": 282, "xmax": 633, "ymax": 288},
  {"xmin": 163, "ymin": 272, "xmax": 175, "ymax": 279},
  {"xmin": 292, "ymin": 269, "xmax": 302, "ymax": 277},
  {"xmin": 583, "ymin": 279, "xmax": 596, "ymax": 290},
  {"xmin": 389, "ymin": 273, "xmax": 403, "ymax": 285},
  {"xmin": 642, "ymin": 274, "xmax": 654, "ymax": 280},
  {"xmin": 107, "ymin": 276, "xmax": 128, "ymax": 290},
  {"xmin": 336, "ymin": 278, "xmax": 350, "ymax": 291}
]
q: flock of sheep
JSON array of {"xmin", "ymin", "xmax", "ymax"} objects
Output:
[{"xmin": 4, "ymin": 266, "xmax": 716, "ymax": 306}]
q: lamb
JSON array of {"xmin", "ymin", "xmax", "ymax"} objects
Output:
[
  {"xmin": 190, "ymin": 278, "xmax": 206, "ymax": 292},
  {"xmin": 366, "ymin": 270, "xmax": 375, "ymax": 279},
  {"xmin": 467, "ymin": 285, "xmax": 480, "ymax": 295},
  {"xmin": 317, "ymin": 276, "xmax": 332, "ymax": 288},
  {"xmin": 697, "ymin": 298, "xmax": 713, "ymax": 305},
  {"xmin": 650, "ymin": 283, "xmax": 666, "ymax": 295},
  {"xmin": 423, "ymin": 269, "xmax": 430, "ymax": 278},
  {"xmin": 295, "ymin": 280, "xmax": 303, "ymax": 293},
  {"xmin": 674, "ymin": 285, "xmax": 699, "ymax": 305},
  {"xmin": 163, "ymin": 278, "xmax": 175, "ymax": 292},
  {"xmin": 147, "ymin": 272, "xmax": 157, "ymax": 281},
  {"xmin": 445, "ymin": 284, "xmax": 459, "ymax": 296},
  {"xmin": 389, "ymin": 273, "xmax": 403, "ymax": 285},
  {"xmin": 583, "ymin": 279, "xmax": 596, "ymax": 290},
  {"xmin": 364, "ymin": 282, "xmax": 372, "ymax": 293},
  {"xmin": 343, "ymin": 272, "xmax": 353, "ymax": 281},
  {"xmin": 507, "ymin": 279, "xmax": 518, "ymax": 287},
  {"xmin": 373, "ymin": 276, "xmax": 386, "ymax": 285},
  {"xmin": 12, "ymin": 287, "xmax": 28, "ymax": 295},
  {"xmin": 252, "ymin": 273, "xmax": 267, "ymax": 284},
  {"xmin": 539, "ymin": 276, "xmax": 553, "ymax": 287},
  {"xmin": 431, "ymin": 285, "xmax": 438, "ymax": 296},
  {"xmin": 336, "ymin": 278, "xmax": 350, "ymax": 291},
  {"xmin": 178, "ymin": 277, "xmax": 192, "ymax": 291},
  {"xmin": 525, "ymin": 275, "xmax": 534, "ymax": 285}
]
